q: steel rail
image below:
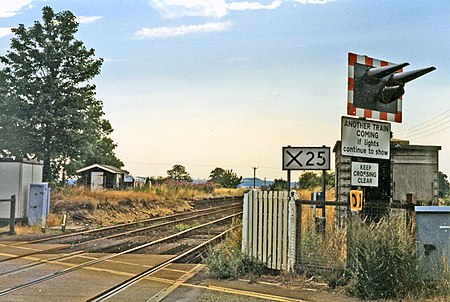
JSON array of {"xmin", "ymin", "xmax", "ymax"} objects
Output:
[
  {"xmin": 86, "ymin": 225, "xmax": 240, "ymax": 302},
  {"xmin": 0, "ymin": 203, "xmax": 241, "ymax": 263},
  {"xmin": 0, "ymin": 212, "xmax": 242, "ymax": 297},
  {"xmin": 0, "ymin": 204, "xmax": 241, "ymax": 271},
  {"xmin": 5, "ymin": 201, "xmax": 242, "ymax": 246},
  {"xmin": 0, "ymin": 251, "xmax": 85, "ymax": 278}
]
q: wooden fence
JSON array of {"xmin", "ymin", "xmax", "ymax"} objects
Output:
[
  {"xmin": 242, "ymin": 190, "xmax": 293, "ymax": 270},
  {"xmin": 242, "ymin": 190, "xmax": 416, "ymax": 273}
]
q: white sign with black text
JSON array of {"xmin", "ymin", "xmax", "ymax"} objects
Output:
[
  {"xmin": 341, "ymin": 116, "xmax": 391, "ymax": 159},
  {"xmin": 351, "ymin": 162, "xmax": 379, "ymax": 187},
  {"xmin": 282, "ymin": 146, "xmax": 330, "ymax": 170}
]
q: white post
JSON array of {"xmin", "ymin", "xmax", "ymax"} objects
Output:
[
  {"xmin": 257, "ymin": 190, "xmax": 263, "ymax": 260},
  {"xmin": 242, "ymin": 192, "xmax": 249, "ymax": 253},
  {"xmin": 267, "ymin": 191, "xmax": 274, "ymax": 268},
  {"xmin": 262, "ymin": 190, "xmax": 268, "ymax": 263},
  {"xmin": 287, "ymin": 191, "xmax": 298, "ymax": 272},
  {"xmin": 252, "ymin": 189, "xmax": 258, "ymax": 258},
  {"xmin": 282, "ymin": 191, "xmax": 289, "ymax": 270}
]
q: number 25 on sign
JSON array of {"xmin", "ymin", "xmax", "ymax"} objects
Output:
[
  {"xmin": 350, "ymin": 190, "xmax": 363, "ymax": 212},
  {"xmin": 282, "ymin": 147, "xmax": 330, "ymax": 170}
]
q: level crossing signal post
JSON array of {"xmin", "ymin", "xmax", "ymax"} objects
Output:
[{"xmin": 345, "ymin": 52, "xmax": 435, "ymax": 220}]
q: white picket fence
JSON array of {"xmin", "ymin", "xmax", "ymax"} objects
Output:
[{"xmin": 242, "ymin": 190, "xmax": 295, "ymax": 271}]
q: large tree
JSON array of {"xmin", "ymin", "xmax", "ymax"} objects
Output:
[
  {"xmin": 298, "ymin": 171, "xmax": 335, "ymax": 190},
  {"xmin": 209, "ymin": 167, "xmax": 242, "ymax": 188},
  {"xmin": 0, "ymin": 6, "xmax": 122, "ymax": 182},
  {"xmin": 167, "ymin": 164, "xmax": 192, "ymax": 182},
  {"xmin": 298, "ymin": 172, "xmax": 320, "ymax": 190}
]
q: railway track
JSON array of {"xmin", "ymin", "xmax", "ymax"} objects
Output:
[
  {"xmin": 0, "ymin": 201, "xmax": 242, "ymax": 263},
  {"xmin": 87, "ymin": 226, "xmax": 238, "ymax": 301},
  {"xmin": 0, "ymin": 211, "xmax": 242, "ymax": 299}
]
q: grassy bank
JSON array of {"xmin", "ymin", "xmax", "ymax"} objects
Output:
[{"xmin": 0, "ymin": 183, "xmax": 244, "ymax": 234}]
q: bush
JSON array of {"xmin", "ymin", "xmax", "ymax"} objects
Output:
[
  {"xmin": 347, "ymin": 217, "xmax": 421, "ymax": 299},
  {"xmin": 206, "ymin": 247, "xmax": 267, "ymax": 281}
]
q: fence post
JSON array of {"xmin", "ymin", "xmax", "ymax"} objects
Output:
[
  {"xmin": 405, "ymin": 193, "xmax": 415, "ymax": 235},
  {"xmin": 9, "ymin": 195, "xmax": 15, "ymax": 235},
  {"xmin": 296, "ymin": 196, "xmax": 302, "ymax": 272},
  {"xmin": 346, "ymin": 195, "xmax": 351, "ymax": 270},
  {"xmin": 242, "ymin": 192, "xmax": 249, "ymax": 253},
  {"xmin": 61, "ymin": 213, "xmax": 67, "ymax": 233},
  {"xmin": 287, "ymin": 191, "xmax": 297, "ymax": 272}
]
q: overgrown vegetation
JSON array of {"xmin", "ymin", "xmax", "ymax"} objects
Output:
[
  {"xmin": 346, "ymin": 216, "xmax": 449, "ymax": 300},
  {"xmin": 206, "ymin": 219, "xmax": 267, "ymax": 282},
  {"xmin": 206, "ymin": 247, "xmax": 267, "ymax": 281},
  {"xmin": 53, "ymin": 180, "xmax": 234, "ymax": 204},
  {"xmin": 300, "ymin": 222, "xmax": 347, "ymax": 272}
]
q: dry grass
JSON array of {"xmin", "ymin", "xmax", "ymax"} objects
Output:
[
  {"xmin": 295, "ymin": 188, "xmax": 337, "ymax": 234},
  {"xmin": 1, "ymin": 184, "xmax": 244, "ymax": 236},
  {"xmin": 49, "ymin": 184, "xmax": 244, "ymax": 227},
  {"xmin": 52, "ymin": 185, "xmax": 244, "ymax": 206},
  {"xmin": 296, "ymin": 189, "xmax": 347, "ymax": 269},
  {"xmin": 46, "ymin": 213, "xmax": 62, "ymax": 227}
]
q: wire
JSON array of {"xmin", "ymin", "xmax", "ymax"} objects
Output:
[
  {"xmin": 124, "ymin": 161, "xmax": 280, "ymax": 170},
  {"xmin": 404, "ymin": 114, "xmax": 449, "ymax": 135},
  {"xmin": 406, "ymin": 109, "xmax": 450, "ymax": 131},
  {"xmin": 398, "ymin": 109, "xmax": 449, "ymax": 138},
  {"xmin": 407, "ymin": 122, "xmax": 450, "ymax": 138},
  {"xmin": 408, "ymin": 125, "xmax": 450, "ymax": 141}
]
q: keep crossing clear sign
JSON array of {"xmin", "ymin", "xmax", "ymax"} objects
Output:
[
  {"xmin": 282, "ymin": 147, "xmax": 330, "ymax": 170},
  {"xmin": 351, "ymin": 162, "xmax": 379, "ymax": 187}
]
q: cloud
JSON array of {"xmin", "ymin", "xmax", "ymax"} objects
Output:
[
  {"xmin": 150, "ymin": 0, "xmax": 283, "ymax": 19},
  {"xmin": 227, "ymin": 1, "xmax": 282, "ymax": 11},
  {"xmin": 76, "ymin": 16, "xmax": 103, "ymax": 24},
  {"xmin": 0, "ymin": 28, "xmax": 13, "ymax": 38},
  {"xmin": 293, "ymin": 0, "xmax": 334, "ymax": 4},
  {"xmin": 134, "ymin": 21, "xmax": 232, "ymax": 39},
  {"xmin": 0, "ymin": 0, "xmax": 33, "ymax": 18},
  {"xmin": 151, "ymin": 0, "xmax": 228, "ymax": 19}
]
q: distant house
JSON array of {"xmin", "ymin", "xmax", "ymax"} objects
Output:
[
  {"xmin": 123, "ymin": 175, "xmax": 151, "ymax": 189},
  {"xmin": 124, "ymin": 175, "xmax": 134, "ymax": 188},
  {"xmin": 76, "ymin": 164, "xmax": 127, "ymax": 190},
  {"xmin": 134, "ymin": 176, "xmax": 151, "ymax": 189}
]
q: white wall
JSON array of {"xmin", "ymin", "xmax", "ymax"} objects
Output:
[{"xmin": 0, "ymin": 160, "xmax": 43, "ymax": 219}]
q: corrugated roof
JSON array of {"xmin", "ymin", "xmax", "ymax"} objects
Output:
[{"xmin": 76, "ymin": 164, "xmax": 126, "ymax": 174}]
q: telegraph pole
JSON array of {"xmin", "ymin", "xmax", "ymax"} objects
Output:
[{"xmin": 252, "ymin": 167, "xmax": 258, "ymax": 189}]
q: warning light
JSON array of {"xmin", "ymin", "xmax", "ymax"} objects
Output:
[{"xmin": 347, "ymin": 52, "xmax": 435, "ymax": 123}]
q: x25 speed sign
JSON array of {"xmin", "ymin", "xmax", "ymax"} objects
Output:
[{"xmin": 282, "ymin": 147, "xmax": 330, "ymax": 170}]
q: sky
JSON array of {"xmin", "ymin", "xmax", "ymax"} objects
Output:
[{"xmin": 0, "ymin": 0, "xmax": 449, "ymax": 181}]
